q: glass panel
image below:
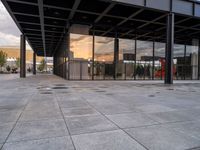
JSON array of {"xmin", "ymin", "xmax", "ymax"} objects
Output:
[
  {"xmin": 154, "ymin": 42, "xmax": 165, "ymax": 80},
  {"xmin": 69, "ymin": 33, "xmax": 92, "ymax": 80},
  {"xmin": 174, "ymin": 44, "xmax": 184, "ymax": 80},
  {"xmin": 94, "ymin": 36, "xmax": 114, "ymax": 80},
  {"xmin": 118, "ymin": 39, "xmax": 135, "ymax": 80},
  {"xmin": 136, "ymin": 40, "xmax": 153, "ymax": 80},
  {"xmin": 186, "ymin": 44, "xmax": 198, "ymax": 80}
]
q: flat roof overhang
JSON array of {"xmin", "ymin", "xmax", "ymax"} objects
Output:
[{"xmin": 2, "ymin": 0, "xmax": 200, "ymax": 57}]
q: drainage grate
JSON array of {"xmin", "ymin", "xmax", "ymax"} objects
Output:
[
  {"xmin": 52, "ymin": 87, "xmax": 68, "ymax": 89},
  {"xmin": 95, "ymin": 90, "xmax": 106, "ymax": 93},
  {"xmin": 54, "ymin": 84, "xmax": 66, "ymax": 86},
  {"xmin": 106, "ymin": 93, "xmax": 113, "ymax": 95},
  {"xmin": 148, "ymin": 95, "xmax": 155, "ymax": 97},
  {"xmin": 57, "ymin": 91, "xmax": 69, "ymax": 94},
  {"xmin": 40, "ymin": 92, "xmax": 53, "ymax": 94}
]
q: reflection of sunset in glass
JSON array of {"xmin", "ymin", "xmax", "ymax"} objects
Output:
[
  {"xmin": 70, "ymin": 34, "xmax": 92, "ymax": 60},
  {"xmin": 70, "ymin": 33, "xmax": 168, "ymax": 62}
]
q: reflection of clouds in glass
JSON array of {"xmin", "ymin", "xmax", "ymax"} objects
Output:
[
  {"xmin": 95, "ymin": 36, "xmax": 114, "ymax": 54},
  {"xmin": 70, "ymin": 34, "xmax": 88, "ymax": 42},
  {"xmin": 119, "ymin": 39, "xmax": 135, "ymax": 60},
  {"xmin": 94, "ymin": 36, "xmax": 114, "ymax": 61},
  {"xmin": 174, "ymin": 44, "xmax": 184, "ymax": 57},
  {"xmin": 70, "ymin": 34, "xmax": 92, "ymax": 59},
  {"xmin": 155, "ymin": 42, "xmax": 165, "ymax": 57},
  {"xmin": 96, "ymin": 37, "xmax": 113, "ymax": 44},
  {"xmin": 186, "ymin": 45, "xmax": 198, "ymax": 56},
  {"xmin": 137, "ymin": 40, "xmax": 153, "ymax": 60},
  {"xmin": 119, "ymin": 39, "xmax": 135, "ymax": 52}
]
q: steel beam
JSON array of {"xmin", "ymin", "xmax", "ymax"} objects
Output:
[
  {"xmin": 20, "ymin": 34, "xmax": 26, "ymax": 78},
  {"xmin": 165, "ymin": 13, "xmax": 174, "ymax": 84},
  {"xmin": 95, "ymin": 3, "xmax": 115, "ymax": 23},
  {"xmin": 38, "ymin": 0, "xmax": 46, "ymax": 60},
  {"xmin": 33, "ymin": 52, "xmax": 36, "ymax": 75},
  {"xmin": 69, "ymin": 0, "xmax": 81, "ymax": 19},
  {"xmin": 102, "ymin": 8, "xmax": 144, "ymax": 36}
]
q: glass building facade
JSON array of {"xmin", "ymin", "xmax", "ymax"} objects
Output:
[{"xmin": 68, "ymin": 33, "xmax": 199, "ymax": 80}]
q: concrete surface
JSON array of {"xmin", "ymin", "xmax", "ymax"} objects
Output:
[{"xmin": 0, "ymin": 74, "xmax": 200, "ymax": 150}]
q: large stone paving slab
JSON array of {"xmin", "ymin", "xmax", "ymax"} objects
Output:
[
  {"xmin": 72, "ymin": 130, "xmax": 146, "ymax": 150},
  {"xmin": 0, "ymin": 111, "xmax": 21, "ymax": 124},
  {"xmin": 62, "ymin": 107, "xmax": 100, "ymax": 117},
  {"xmin": 19, "ymin": 109, "xmax": 62, "ymax": 122},
  {"xmin": 7, "ymin": 119, "xmax": 69, "ymax": 142},
  {"xmin": 125, "ymin": 125, "xmax": 200, "ymax": 150},
  {"xmin": 65, "ymin": 115, "xmax": 117, "ymax": 135},
  {"xmin": 25, "ymin": 100, "xmax": 59, "ymax": 111},
  {"xmin": 146, "ymin": 110, "xmax": 194, "ymax": 123},
  {"xmin": 2, "ymin": 136, "xmax": 74, "ymax": 150},
  {"xmin": 164, "ymin": 120, "xmax": 200, "ymax": 139},
  {"xmin": 106, "ymin": 112, "xmax": 159, "ymax": 128},
  {"xmin": 135, "ymin": 104, "xmax": 176, "ymax": 113},
  {"xmin": 58, "ymin": 100, "xmax": 89, "ymax": 108}
]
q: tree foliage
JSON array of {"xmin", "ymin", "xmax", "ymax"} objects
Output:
[
  {"xmin": 15, "ymin": 57, "xmax": 20, "ymax": 68},
  {"xmin": 0, "ymin": 50, "xmax": 7, "ymax": 71},
  {"xmin": 37, "ymin": 58, "xmax": 46, "ymax": 72}
]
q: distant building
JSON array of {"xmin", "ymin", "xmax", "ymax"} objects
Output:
[{"xmin": 0, "ymin": 47, "xmax": 52, "ymax": 72}]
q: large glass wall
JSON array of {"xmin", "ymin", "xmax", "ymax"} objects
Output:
[
  {"xmin": 94, "ymin": 36, "xmax": 114, "ymax": 80},
  {"xmin": 136, "ymin": 40, "xmax": 153, "ymax": 80},
  {"xmin": 118, "ymin": 39, "xmax": 135, "ymax": 80},
  {"xmin": 68, "ymin": 33, "xmax": 199, "ymax": 80},
  {"xmin": 154, "ymin": 42, "xmax": 166, "ymax": 80},
  {"xmin": 173, "ymin": 44, "xmax": 185, "ymax": 80},
  {"xmin": 186, "ymin": 44, "xmax": 198, "ymax": 80},
  {"xmin": 69, "ymin": 33, "xmax": 92, "ymax": 80}
]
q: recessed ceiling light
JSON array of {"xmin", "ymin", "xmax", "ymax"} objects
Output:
[
  {"xmin": 82, "ymin": 16, "xmax": 88, "ymax": 19},
  {"xmin": 54, "ymin": 12, "xmax": 60, "ymax": 15}
]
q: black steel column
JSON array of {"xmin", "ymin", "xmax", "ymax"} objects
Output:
[
  {"xmin": 33, "ymin": 52, "xmax": 36, "ymax": 75},
  {"xmin": 198, "ymin": 40, "xmax": 200, "ymax": 80},
  {"xmin": 53, "ymin": 56, "xmax": 55, "ymax": 75},
  {"xmin": 92, "ymin": 30, "xmax": 95, "ymax": 80},
  {"xmin": 152, "ymin": 39, "xmax": 155, "ymax": 80},
  {"xmin": 165, "ymin": 13, "xmax": 174, "ymax": 84},
  {"xmin": 134, "ymin": 37, "xmax": 137, "ymax": 80},
  {"xmin": 63, "ymin": 33, "xmax": 68, "ymax": 79},
  {"xmin": 67, "ymin": 33, "xmax": 70, "ymax": 80},
  {"xmin": 114, "ymin": 35, "xmax": 119, "ymax": 80},
  {"xmin": 184, "ymin": 44, "xmax": 187, "ymax": 80},
  {"xmin": 20, "ymin": 34, "xmax": 26, "ymax": 78}
]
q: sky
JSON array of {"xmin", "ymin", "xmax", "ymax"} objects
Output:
[{"xmin": 0, "ymin": 1, "xmax": 31, "ymax": 50}]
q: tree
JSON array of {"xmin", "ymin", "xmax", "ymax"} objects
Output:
[
  {"xmin": 0, "ymin": 50, "xmax": 7, "ymax": 72},
  {"xmin": 6, "ymin": 65, "xmax": 11, "ymax": 72},
  {"xmin": 15, "ymin": 57, "xmax": 20, "ymax": 68},
  {"xmin": 37, "ymin": 58, "xmax": 46, "ymax": 72}
]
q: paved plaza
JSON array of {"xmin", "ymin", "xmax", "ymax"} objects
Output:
[{"xmin": 0, "ymin": 74, "xmax": 200, "ymax": 150}]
